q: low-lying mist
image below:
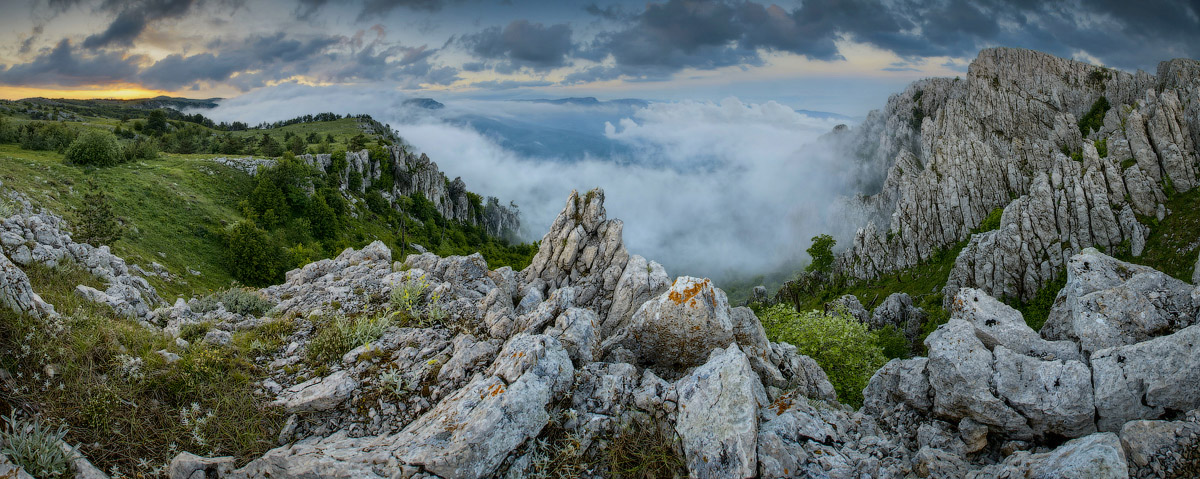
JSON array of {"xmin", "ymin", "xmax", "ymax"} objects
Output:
[{"xmin": 200, "ymin": 84, "xmax": 866, "ymax": 282}]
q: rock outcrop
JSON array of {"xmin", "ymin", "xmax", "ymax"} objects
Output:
[
  {"xmin": 0, "ymin": 197, "xmax": 160, "ymax": 321},
  {"xmin": 835, "ymin": 47, "xmax": 1200, "ymax": 302},
  {"xmin": 214, "ymin": 145, "xmax": 521, "ymax": 239}
]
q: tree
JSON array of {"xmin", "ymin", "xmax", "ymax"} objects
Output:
[
  {"xmin": 348, "ymin": 133, "xmax": 368, "ymax": 151},
  {"xmin": 224, "ymin": 220, "xmax": 284, "ymax": 286},
  {"xmin": 64, "ymin": 129, "xmax": 123, "ymax": 166},
  {"xmin": 76, "ymin": 182, "xmax": 122, "ymax": 246},
  {"xmin": 308, "ymin": 194, "xmax": 338, "ymax": 240},
  {"xmin": 145, "ymin": 109, "xmax": 168, "ymax": 135},
  {"xmin": 286, "ymin": 134, "xmax": 307, "ymax": 155},
  {"xmin": 258, "ymin": 134, "xmax": 282, "ymax": 157},
  {"xmin": 805, "ymin": 234, "xmax": 836, "ymax": 274},
  {"xmin": 248, "ymin": 176, "xmax": 287, "ymax": 228}
]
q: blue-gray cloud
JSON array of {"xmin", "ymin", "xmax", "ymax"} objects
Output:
[
  {"xmin": 0, "ymin": 39, "xmax": 141, "ymax": 86},
  {"xmin": 460, "ymin": 20, "xmax": 574, "ymax": 71},
  {"xmin": 83, "ymin": 0, "xmax": 198, "ymax": 49}
]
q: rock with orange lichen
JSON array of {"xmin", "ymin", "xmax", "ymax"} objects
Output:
[{"xmin": 604, "ymin": 275, "xmax": 737, "ymax": 371}]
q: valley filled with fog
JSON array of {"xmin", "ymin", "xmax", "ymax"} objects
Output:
[{"xmin": 200, "ymin": 84, "xmax": 863, "ymax": 280}]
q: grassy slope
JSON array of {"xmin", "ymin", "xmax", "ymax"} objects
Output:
[
  {"xmin": 0, "ymin": 144, "xmax": 248, "ymax": 298},
  {"xmin": 1117, "ymin": 187, "xmax": 1200, "ymax": 282}
]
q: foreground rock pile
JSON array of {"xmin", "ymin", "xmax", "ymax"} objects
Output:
[
  {"xmin": 155, "ymin": 190, "xmax": 1194, "ymax": 479},
  {"xmin": 3, "ymin": 186, "xmax": 1199, "ymax": 478}
]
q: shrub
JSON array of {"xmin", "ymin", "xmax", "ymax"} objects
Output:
[
  {"xmin": 874, "ymin": 324, "xmax": 911, "ymax": 359},
  {"xmin": 972, "ymin": 207, "xmax": 1004, "ymax": 234},
  {"xmin": 223, "ymin": 221, "xmax": 285, "ymax": 286},
  {"xmin": 19, "ymin": 122, "xmax": 75, "ymax": 152},
  {"xmin": 124, "ymin": 136, "xmax": 158, "ymax": 162},
  {"xmin": 285, "ymin": 134, "xmax": 307, "ymax": 155},
  {"xmin": 1078, "ymin": 96, "xmax": 1110, "ymax": 136},
  {"xmin": 193, "ymin": 288, "xmax": 276, "ymax": 317},
  {"xmin": 1094, "ymin": 138, "xmax": 1108, "ymax": 158},
  {"xmin": 0, "ymin": 413, "xmax": 74, "ymax": 479},
  {"xmin": 64, "ymin": 129, "xmax": 124, "ymax": 166},
  {"xmin": 76, "ymin": 182, "xmax": 123, "ymax": 246},
  {"xmin": 307, "ymin": 195, "xmax": 338, "ymax": 240},
  {"xmin": 759, "ymin": 305, "xmax": 887, "ymax": 407},
  {"xmin": 805, "ymin": 234, "xmax": 836, "ymax": 274},
  {"xmin": 306, "ymin": 314, "xmax": 393, "ymax": 365}
]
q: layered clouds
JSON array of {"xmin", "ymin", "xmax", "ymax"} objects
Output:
[
  {"xmin": 2, "ymin": 0, "xmax": 1198, "ymax": 97},
  {"xmin": 202, "ymin": 87, "xmax": 859, "ymax": 278}
]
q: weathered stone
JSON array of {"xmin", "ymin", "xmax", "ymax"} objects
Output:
[
  {"xmin": 675, "ymin": 345, "xmax": 766, "ymax": 479},
  {"xmin": 950, "ymin": 287, "xmax": 1079, "ymax": 361},
  {"xmin": 0, "ymin": 251, "xmax": 55, "ymax": 318},
  {"xmin": 169, "ymin": 452, "xmax": 235, "ymax": 479},
  {"xmin": 992, "ymin": 346, "xmax": 1095, "ymax": 438},
  {"xmin": 608, "ymin": 276, "xmax": 735, "ymax": 371},
  {"xmin": 925, "ymin": 319, "xmax": 1030, "ymax": 437},
  {"xmin": 272, "ymin": 370, "xmax": 359, "ymax": 413},
  {"xmin": 1092, "ymin": 324, "xmax": 1200, "ymax": 431}
]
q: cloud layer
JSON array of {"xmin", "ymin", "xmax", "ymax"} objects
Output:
[{"xmin": 201, "ymin": 85, "xmax": 863, "ymax": 279}]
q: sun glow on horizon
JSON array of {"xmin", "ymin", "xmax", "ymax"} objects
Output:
[{"xmin": 0, "ymin": 85, "xmax": 179, "ymax": 101}]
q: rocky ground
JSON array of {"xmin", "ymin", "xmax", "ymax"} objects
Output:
[{"xmin": 4, "ymin": 185, "xmax": 1199, "ymax": 478}]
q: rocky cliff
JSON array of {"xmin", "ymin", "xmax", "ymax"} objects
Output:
[
  {"xmin": 836, "ymin": 47, "xmax": 1200, "ymax": 302},
  {"xmin": 215, "ymin": 145, "xmax": 521, "ymax": 240}
]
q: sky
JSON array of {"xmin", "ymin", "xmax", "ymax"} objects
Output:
[
  {"xmin": 2, "ymin": 0, "xmax": 1199, "ymax": 115},
  {"xmin": 2, "ymin": 0, "xmax": 1200, "ymax": 280}
]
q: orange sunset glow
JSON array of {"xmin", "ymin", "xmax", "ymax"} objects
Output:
[{"xmin": 0, "ymin": 85, "xmax": 174, "ymax": 100}]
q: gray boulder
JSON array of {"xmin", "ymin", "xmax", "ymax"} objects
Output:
[
  {"xmin": 0, "ymin": 251, "xmax": 55, "ymax": 318},
  {"xmin": 675, "ymin": 345, "xmax": 767, "ymax": 479},
  {"xmin": 607, "ymin": 276, "xmax": 736, "ymax": 371},
  {"xmin": 271, "ymin": 370, "xmax": 359, "ymax": 413},
  {"xmin": 951, "ymin": 288, "xmax": 1080, "ymax": 361},
  {"xmin": 1092, "ymin": 324, "xmax": 1200, "ymax": 431},
  {"xmin": 925, "ymin": 319, "xmax": 1031, "ymax": 437},
  {"xmin": 168, "ymin": 452, "xmax": 234, "ymax": 479}
]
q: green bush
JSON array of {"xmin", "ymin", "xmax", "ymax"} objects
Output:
[
  {"xmin": 1078, "ymin": 96, "xmax": 1110, "ymax": 136},
  {"xmin": 18, "ymin": 122, "xmax": 76, "ymax": 152},
  {"xmin": 0, "ymin": 413, "xmax": 74, "ymax": 479},
  {"xmin": 193, "ymin": 288, "xmax": 276, "ymax": 317},
  {"xmin": 1094, "ymin": 138, "xmax": 1108, "ymax": 158},
  {"xmin": 972, "ymin": 207, "xmax": 1004, "ymax": 234},
  {"xmin": 123, "ymin": 136, "xmax": 158, "ymax": 162},
  {"xmin": 759, "ymin": 305, "xmax": 887, "ymax": 407},
  {"xmin": 874, "ymin": 324, "xmax": 911, "ymax": 359},
  {"xmin": 64, "ymin": 129, "xmax": 124, "ymax": 166},
  {"xmin": 223, "ymin": 221, "xmax": 285, "ymax": 286}
]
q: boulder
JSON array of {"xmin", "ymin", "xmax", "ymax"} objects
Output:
[
  {"xmin": 925, "ymin": 319, "xmax": 1031, "ymax": 437},
  {"xmin": 602, "ymin": 254, "xmax": 669, "ymax": 335},
  {"xmin": 950, "ymin": 288, "xmax": 1080, "ymax": 361},
  {"xmin": 675, "ymin": 345, "xmax": 767, "ymax": 479},
  {"xmin": 1092, "ymin": 324, "xmax": 1200, "ymax": 431},
  {"xmin": 991, "ymin": 346, "xmax": 1095, "ymax": 438},
  {"xmin": 0, "ymin": 251, "xmax": 55, "ymax": 318},
  {"xmin": 1043, "ymin": 249, "xmax": 1195, "ymax": 355},
  {"xmin": 169, "ymin": 452, "xmax": 234, "ymax": 479},
  {"xmin": 606, "ymin": 276, "xmax": 736, "ymax": 371},
  {"xmin": 272, "ymin": 370, "xmax": 359, "ymax": 413}
]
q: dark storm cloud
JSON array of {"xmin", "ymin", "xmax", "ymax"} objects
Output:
[
  {"xmin": 460, "ymin": 20, "xmax": 574, "ymax": 71},
  {"xmin": 583, "ymin": 3, "xmax": 632, "ymax": 21},
  {"xmin": 578, "ymin": 0, "xmax": 1200, "ymax": 79},
  {"xmin": 82, "ymin": 0, "xmax": 198, "ymax": 49},
  {"xmin": 0, "ymin": 39, "xmax": 140, "ymax": 86},
  {"xmin": 139, "ymin": 33, "xmax": 340, "ymax": 90},
  {"xmin": 358, "ymin": 0, "xmax": 448, "ymax": 20}
]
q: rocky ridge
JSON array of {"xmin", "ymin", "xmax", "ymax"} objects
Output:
[
  {"xmin": 836, "ymin": 47, "xmax": 1200, "ymax": 303},
  {"xmin": 212, "ymin": 144, "xmax": 520, "ymax": 239}
]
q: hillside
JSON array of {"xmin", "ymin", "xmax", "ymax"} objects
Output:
[{"xmin": 0, "ymin": 102, "xmax": 532, "ymax": 299}]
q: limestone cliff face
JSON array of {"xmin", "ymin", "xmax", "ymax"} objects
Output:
[
  {"xmin": 837, "ymin": 47, "xmax": 1200, "ymax": 301},
  {"xmin": 297, "ymin": 146, "xmax": 521, "ymax": 240}
]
